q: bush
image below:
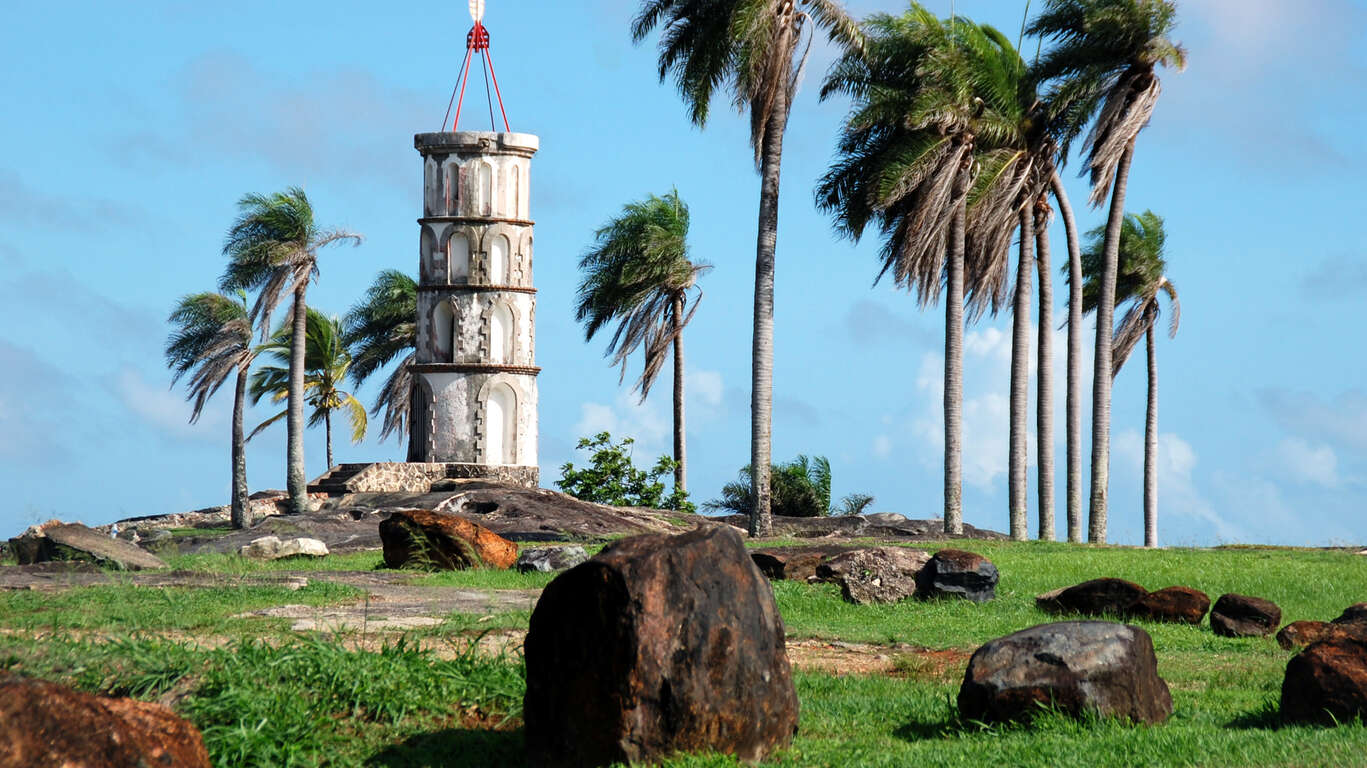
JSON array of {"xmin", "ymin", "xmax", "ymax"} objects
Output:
[{"xmin": 556, "ymin": 432, "xmax": 694, "ymax": 512}]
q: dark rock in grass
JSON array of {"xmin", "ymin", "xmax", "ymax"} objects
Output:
[
  {"xmin": 958, "ymin": 621, "xmax": 1173, "ymax": 725},
  {"xmin": 524, "ymin": 525, "xmax": 798, "ymax": 767},
  {"xmin": 1128, "ymin": 586, "xmax": 1210, "ymax": 624},
  {"xmin": 750, "ymin": 545, "xmax": 857, "ymax": 582},
  {"xmin": 815, "ymin": 547, "xmax": 931, "ymax": 605},
  {"xmin": 379, "ymin": 509, "xmax": 517, "ymax": 570},
  {"xmin": 1036, "ymin": 578, "xmax": 1147, "ymax": 617},
  {"xmin": 1277, "ymin": 621, "xmax": 1351, "ymax": 651},
  {"xmin": 7, "ymin": 522, "xmax": 167, "ymax": 571},
  {"xmin": 916, "ymin": 549, "xmax": 998, "ymax": 603},
  {"xmin": 515, "ymin": 545, "xmax": 589, "ymax": 574},
  {"xmin": 1281, "ymin": 635, "xmax": 1367, "ymax": 724},
  {"xmin": 0, "ymin": 673, "xmax": 211, "ymax": 767},
  {"xmin": 1333, "ymin": 603, "xmax": 1367, "ymax": 628},
  {"xmin": 1211, "ymin": 593, "xmax": 1282, "ymax": 638}
]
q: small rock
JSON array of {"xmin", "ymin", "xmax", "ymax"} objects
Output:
[
  {"xmin": 516, "ymin": 546, "xmax": 589, "ymax": 574},
  {"xmin": 815, "ymin": 547, "xmax": 931, "ymax": 605},
  {"xmin": 863, "ymin": 512, "xmax": 908, "ymax": 525},
  {"xmin": 7, "ymin": 523, "xmax": 167, "ymax": 571},
  {"xmin": 1036, "ymin": 578, "xmax": 1148, "ymax": 617},
  {"xmin": 0, "ymin": 673, "xmax": 211, "ymax": 767},
  {"xmin": 524, "ymin": 525, "xmax": 798, "ymax": 767},
  {"xmin": 750, "ymin": 545, "xmax": 856, "ymax": 582},
  {"xmin": 958, "ymin": 621, "xmax": 1172, "ymax": 725},
  {"xmin": 239, "ymin": 536, "xmax": 329, "ymax": 560},
  {"xmin": 380, "ymin": 509, "xmax": 518, "ymax": 570},
  {"xmin": 1128, "ymin": 585, "xmax": 1210, "ymax": 624},
  {"xmin": 1281, "ymin": 636, "xmax": 1367, "ymax": 724},
  {"xmin": 1277, "ymin": 621, "xmax": 1346, "ymax": 651},
  {"xmin": 1211, "ymin": 593, "xmax": 1281, "ymax": 638},
  {"xmin": 916, "ymin": 549, "xmax": 998, "ymax": 603}
]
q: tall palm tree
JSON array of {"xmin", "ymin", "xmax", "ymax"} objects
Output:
[
  {"xmin": 165, "ymin": 290, "xmax": 257, "ymax": 529},
  {"xmin": 344, "ymin": 270, "xmax": 417, "ymax": 454},
  {"xmin": 249, "ymin": 308, "xmax": 368, "ymax": 470},
  {"xmin": 575, "ymin": 190, "xmax": 709, "ymax": 494},
  {"xmin": 220, "ymin": 187, "xmax": 361, "ymax": 515},
  {"xmin": 1052, "ymin": 171, "xmax": 1086, "ymax": 542},
  {"xmin": 632, "ymin": 0, "xmax": 858, "ymax": 537},
  {"xmin": 1079, "ymin": 210, "xmax": 1178, "ymax": 547},
  {"xmin": 1028, "ymin": 0, "xmax": 1185, "ymax": 542}
]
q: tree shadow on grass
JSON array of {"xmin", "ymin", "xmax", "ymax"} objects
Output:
[
  {"xmin": 366, "ymin": 728, "xmax": 524, "ymax": 767},
  {"xmin": 1224, "ymin": 701, "xmax": 1282, "ymax": 731}
]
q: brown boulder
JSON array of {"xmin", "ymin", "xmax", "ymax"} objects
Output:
[
  {"xmin": 958, "ymin": 621, "xmax": 1172, "ymax": 725},
  {"xmin": 916, "ymin": 549, "xmax": 999, "ymax": 602},
  {"xmin": 1281, "ymin": 636, "xmax": 1367, "ymax": 724},
  {"xmin": 1333, "ymin": 603, "xmax": 1367, "ymax": 627},
  {"xmin": 379, "ymin": 509, "xmax": 517, "ymax": 570},
  {"xmin": 1036, "ymin": 578, "xmax": 1148, "ymax": 617},
  {"xmin": 1211, "ymin": 593, "xmax": 1281, "ymax": 638},
  {"xmin": 0, "ymin": 673, "xmax": 210, "ymax": 767},
  {"xmin": 1279, "ymin": 621, "xmax": 1337, "ymax": 651},
  {"xmin": 1128, "ymin": 586, "xmax": 1210, "ymax": 624},
  {"xmin": 814, "ymin": 547, "xmax": 931, "ymax": 605},
  {"xmin": 750, "ymin": 545, "xmax": 856, "ymax": 582},
  {"xmin": 524, "ymin": 525, "xmax": 798, "ymax": 767}
]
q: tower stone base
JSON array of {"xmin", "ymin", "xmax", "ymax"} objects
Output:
[{"xmin": 309, "ymin": 462, "xmax": 539, "ymax": 496}]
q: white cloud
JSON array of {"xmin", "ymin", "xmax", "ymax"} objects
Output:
[
  {"xmin": 872, "ymin": 434, "xmax": 892, "ymax": 459},
  {"xmin": 115, "ymin": 367, "xmax": 224, "ymax": 440},
  {"xmin": 573, "ymin": 390, "xmax": 671, "ymax": 460},
  {"xmin": 1275, "ymin": 437, "xmax": 1340, "ymax": 488},
  {"xmin": 688, "ymin": 368, "xmax": 723, "ymax": 410},
  {"xmin": 1113, "ymin": 429, "xmax": 1248, "ymax": 544}
]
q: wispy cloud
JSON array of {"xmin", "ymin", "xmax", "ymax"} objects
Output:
[
  {"xmin": 0, "ymin": 341, "xmax": 75, "ymax": 464},
  {"xmin": 1275, "ymin": 437, "xmax": 1340, "ymax": 488},
  {"xmin": 1300, "ymin": 253, "xmax": 1367, "ymax": 301},
  {"xmin": 0, "ymin": 170, "xmax": 148, "ymax": 233},
  {"xmin": 842, "ymin": 298, "xmax": 936, "ymax": 347},
  {"xmin": 112, "ymin": 366, "xmax": 225, "ymax": 441},
  {"xmin": 1114, "ymin": 429, "xmax": 1249, "ymax": 544}
]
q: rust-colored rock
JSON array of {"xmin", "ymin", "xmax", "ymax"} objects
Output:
[
  {"xmin": 1128, "ymin": 586, "xmax": 1210, "ymax": 624},
  {"xmin": 0, "ymin": 673, "xmax": 210, "ymax": 767},
  {"xmin": 1333, "ymin": 603, "xmax": 1367, "ymax": 628},
  {"xmin": 916, "ymin": 549, "xmax": 998, "ymax": 602},
  {"xmin": 815, "ymin": 547, "xmax": 931, "ymax": 604},
  {"xmin": 1281, "ymin": 636, "xmax": 1367, "ymax": 724},
  {"xmin": 1211, "ymin": 593, "xmax": 1281, "ymax": 638},
  {"xmin": 1036, "ymin": 578, "xmax": 1148, "ymax": 617},
  {"xmin": 379, "ymin": 509, "xmax": 517, "ymax": 570},
  {"xmin": 524, "ymin": 525, "xmax": 798, "ymax": 767},
  {"xmin": 750, "ymin": 545, "xmax": 857, "ymax": 582}
]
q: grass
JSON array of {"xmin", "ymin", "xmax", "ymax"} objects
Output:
[
  {"xmin": 3, "ymin": 541, "xmax": 1366, "ymax": 766},
  {"xmin": 162, "ymin": 550, "xmax": 387, "ymax": 573}
]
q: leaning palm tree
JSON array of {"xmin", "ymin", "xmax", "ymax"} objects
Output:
[
  {"xmin": 632, "ymin": 0, "xmax": 858, "ymax": 537},
  {"xmin": 220, "ymin": 187, "xmax": 361, "ymax": 515},
  {"xmin": 344, "ymin": 270, "xmax": 417, "ymax": 455},
  {"xmin": 1028, "ymin": 0, "xmax": 1185, "ymax": 542},
  {"xmin": 165, "ymin": 290, "xmax": 257, "ymax": 529},
  {"xmin": 249, "ymin": 308, "xmax": 368, "ymax": 470},
  {"xmin": 1079, "ymin": 210, "xmax": 1178, "ymax": 548},
  {"xmin": 575, "ymin": 190, "xmax": 710, "ymax": 494}
]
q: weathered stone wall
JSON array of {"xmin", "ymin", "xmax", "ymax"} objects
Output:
[{"xmin": 345, "ymin": 462, "xmax": 539, "ymax": 492}]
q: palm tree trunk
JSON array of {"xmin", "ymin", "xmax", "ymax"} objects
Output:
[
  {"xmin": 1009, "ymin": 208, "xmax": 1033, "ymax": 541},
  {"xmin": 1088, "ymin": 137, "xmax": 1137, "ymax": 543},
  {"xmin": 748, "ymin": 80, "xmax": 788, "ymax": 538},
  {"xmin": 672, "ymin": 293, "xmax": 687, "ymax": 494},
  {"xmin": 1052, "ymin": 172, "xmax": 1084, "ymax": 543},
  {"xmin": 287, "ymin": 285, "xmax": 308, "ymax": 515},
  {"xmin": 230, "ymin": 365, "xmax": 249, "ymax": 529},
  {"xmin": 944, "ymin": 200, "xmax": 966, "ymax": 536},
  {"xmin": 325, "ymin": 410, "xmax": 334, "ymax": 470},
  {"xmin": 1144, "ymin": 322, "xmax": 1158, "ymax": 548},
  {"xmin": 1035, "ymin": 208, "xmax": 1055, "ymax": 541}
]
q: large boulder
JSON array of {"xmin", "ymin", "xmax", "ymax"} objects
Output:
[
  {"xmin": 1210, "ymin": 593, "xmax": 1281, "ymax": 638},
  {"xmin": 814, "ymin": 547, "xmax": 931, "ymax": 605},
  {"xmin": 1128, "ymin": 586, "xmax": 1210, "ymax": 625},
  {"xmin": 7, "ymin": 522, "xmax": 167, "ymax": 571},
  {"xmin": 1333, "ymin": 604, "xmax": 1367, "ymax": 628},
  {"xmin": 916, "ymin": 549, "xmax": 998, "ymax": 603},
  {"xmin": 1277, "ymin": 621, "xmax": 1354, "ymax": 651},
  {"xmin": 1036, "ymin": 578, "xmax": 1148, "ymax": 617},
  {"xmin": 239, "ymin": 535, "xmax": 329, "ymax": 560},
  {"xmin": 958, "ymin": 621, "xmax": 1173, "ymax": 725},
  {"xmin": 515, "ymin": 546, "xmax": 589, "ymax": 574},
  {"xmin": 524, "ymin": 525, "xmax": 798, "ymax": 768},
  {"xmin": 750, "ymin": 545, "xmax": 857, "ymax": 582},
  {"xmin": 0, "ymin": 673, "xmax": 210, "ymax": 767},
  {"xmin": 1281, "ymin": 636, "xmax": 1367, "ymax": 724},
  {"xmin": 379, "ymin": 509, "xmax": 517, "ymax": 570}
]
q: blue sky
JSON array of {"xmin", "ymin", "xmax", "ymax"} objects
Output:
[{"xmin": 2, "ymin": 0, "xmax": 1365, "ymax": 545}]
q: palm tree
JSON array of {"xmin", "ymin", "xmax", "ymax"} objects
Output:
[
  {"xmin": 165, "ymin": 291, "xmax": 257, "ymax": 529},
  {"xmin": 1053, "ymin": 172, "xmax": 1086, "ymax": 542},
  {"xmin": 249, "ymin": 308, "xmax": 368, "ymax": 471},
  {"xmin": 705, "ymin": 454, "xmax": 835, "ymax": 518},
  {"xmin": 820, "ymin": 8, "xmax": 1042, "ymax": 538},
  {"xmin": 1079, "ymin": 210, "xmax": 1178, "ymax": 548},
  {"xmin": 220, "ymin": 187, "xmax": 361, "ymax": 515},
  {"xmin": 344, "ymin": 270, "xmax": 417, "ymax": 455},
  {"xmin": 575, "ymin": 190, "xmax": 709, "ymax": 494},
  {"xmin": 632, "ymin": 0, "xmax": 858, "ymax": 537},
  {"xmin": 1028, "ymin": 0, "xmax": 1185, "ymax": 542}
]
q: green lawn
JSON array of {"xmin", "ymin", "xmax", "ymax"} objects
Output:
[{"xmin": 1, "ymin": 541, "xmax": 1364, "ymax": 766}]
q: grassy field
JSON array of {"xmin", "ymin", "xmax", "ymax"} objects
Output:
[{"xmin": 2, "ymin": 541, "xmax": 1365, "ymax": 766}]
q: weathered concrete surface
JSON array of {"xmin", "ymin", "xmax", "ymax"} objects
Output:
[
  {"xmin": 524, "ymin": 525, "xmax": 798, "ymax": 767},
  {"xmin": 8, "ymin": 523, "xmax": 167, "ymax": 571}
]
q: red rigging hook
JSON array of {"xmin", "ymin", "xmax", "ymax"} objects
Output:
[{"xmin": 450, "ymin": 20, "xmax": 511, "ymax": 132}]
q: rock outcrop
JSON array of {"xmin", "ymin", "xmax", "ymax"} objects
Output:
[
  {"xmin": 958, "ymin": 621, "xmax": 1173, "ymax": 725},
  {"xmin": 1128, "ymin": 586, "xmax": 1210, "ymax": 624},
  {"xmin": 515, "ymin": 546, "xmax": 589, "ymax": 574},
  {"xmin": 814, "ymin": 547, "xmax": 931, "ymax": 605},
  {"xmin": 916, "ymin": 549, "xmax": 998, "ymax": 603},
  {"xmin": 1210, "ymin": 594, "xmax": 1281, "ymax": 638},
  {"xmin": 379, "ymin": 509, "xmax": 518, "ymax": 570},
  {"xmin": 750, "ymin": 545, "xmax": 857, "ymax": 582},
  {"xmin": 524, "ymin": 525, "xmax": 798, "ymax": 767},
  {"xmin": 0, "ymin": 673, "xmax": 210, "ymax": 767},
  {"xmin": 1036, "ymin": 578, "xmax": 1148, "ymax": 617},
  {"xmin": 8, "ymin": 522, "xmax": 167, "ymax": 571},
  {"xmin": 239, "ymin": 536, "xmax": 329, "ymax": 560},
  {"xmin": 1281, "ymin": 636, "xmax": 1367, "ymax": 724}
]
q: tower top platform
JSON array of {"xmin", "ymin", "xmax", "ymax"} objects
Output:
[{"xmin": 414, "ymin": 131, "xmax": 539, "ymax": 154}]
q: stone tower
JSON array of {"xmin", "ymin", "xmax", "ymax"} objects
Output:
[{"xmin": 409, "ymin": 131, "xmax": 539, "ymax": 487}]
